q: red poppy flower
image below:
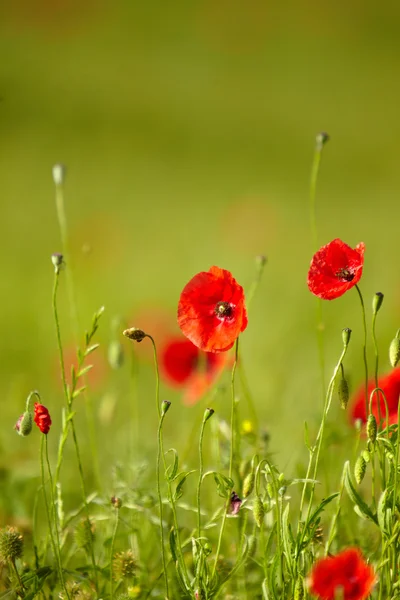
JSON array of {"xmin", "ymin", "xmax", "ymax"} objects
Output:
[
  {"xmin": 308, "ymin": 239, "xmax": 365, "ymax": 300},
  {"xmin": 351, "ymin": 368, "xmax": 400, "ymax": 427},
  {"xmin": 177, "ymin": 266, "xmax": 248, "ymax": 353},
  {"xmin": 160, "ymin": 336, "xmax": 225, "ymax": 405},
  {"xmin": 308, "ymin": 547, "xmax": 376, "ymax": 600},
  {"xmin": 34, "ymin": 403, "xmax": 52, "ymax": 434}
]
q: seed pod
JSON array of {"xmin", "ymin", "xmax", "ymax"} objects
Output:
[
  {"xmin": 253, "ymin": 496, "xmax": 265, "ymax": 528},
  {"xmin": 243, "ymin": 472, "xmax": 255, "ymax": 498},
  {"xmin": 389, "ymin": 333, "xmax": 400, "ymax": 368},
  {"xmin": 0, "ymin": 527, "xmax": 23, "ymax": 562},
  {"xmin": 355, "ymin": 455, "xmax": 367, "ymax": 484},
  {"xmin": 338, "ymin": 377, "xmax": 349, "ymax": 409},
  {"xmin": 367, "ymin": 414, "xmax": 377, "ymax": 444}
]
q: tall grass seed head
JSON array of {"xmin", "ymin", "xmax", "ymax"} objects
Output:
[
  {"xmin": 389, "ymin": 332, "xmax": 400, "ymax": 368},
  {"xmin": 294, "ymin": 576, "xmax": 305, "ymax": 600},
  {"xmin": 367, "ymin": 414, "xmax": 377, "ymax": 444},
  {"xmin": 355, "ymin": 454, "xmax": 367, "ymax": 484},
  {"xmin": 0, "ymin": 527, "xmax": 23, "ymax": 562},
  {"xmin": 14, "ymin": 411, "xmax": 32, "ymax": 436},
  {"xmin": 113, "ymin": 550, "xmax": 136, "ymax": 581},
  {"xmin": 74, "ymin": 519, "xmax": 95, "ymax": 553},
  {"xmin": 243, "ymin": 472, "xmax": 255, "ymax": 498},
  {"xmin": 253, "ymin": 495, "xmax": 265, "ymax": 528},
  {"xmin": 338, "ymin": 377, "xmax": 349, "ymax": 409}
]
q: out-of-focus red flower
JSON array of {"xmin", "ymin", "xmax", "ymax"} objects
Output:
[
  {"xmin": 351, "ymin": 368, "xmax": 400, "ymax": 427},
  {"xmin": 308, "ymin": 239, "xmax": 365, "ymax": 300},
  {"xmin": 178, "ymin": 266, "xmax": 248, "ymax": 353},
  {"xmin": 34, "ymin": 403, "xmax": 52, "ymax": 434},
  {"xmin": 160, "ymin": 336, "xmax": 225, "ymax": 406},
  {"xmin": 308, "ymin": 547, "xmax": 376, "ymax": 600}
]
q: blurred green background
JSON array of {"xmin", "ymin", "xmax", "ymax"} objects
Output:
[{"xmin": 1, "ymin": 0, "xmax": 400, "ymax": 520}]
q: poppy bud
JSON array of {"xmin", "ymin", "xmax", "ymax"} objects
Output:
[
  {"xmin": 33, "ymin": 403, "xmax": 52, "ymax": 434},
  {"xmin": 52, "ymin": 163, "xmax": 66, "ymax": 186},
  {"xmin": 294, "ymin": 576, "xmax": 305, "ymax": 600},
  {"xmin": 389, "ymin": 330, "xmax": 400, "ymax": 368},
  {"xmin": 51, "ymin": 252, "xmax": 64, "ymax": 274},
  {"xmin": 315, "ymin": 131, "xmax": 330, "ymax": 151},
  {"xmin": 203, "ymin": 407, "xmax": 214, "ymax": 423},
  {"xmin": 243, "ymin": 472, "xmax": 255, "ymax": 498},
  {"xmin": 372, "ymin": 292, "xmax": 384, "ymax": 315},
  {"xmin": 123, "ymin": 327, "xmax": 146, "ymax": 343},
  {"xmin": 161, "ymin": 400, "xmax": 171, "ymax": 416},
  {"xmin": 15, "ymin": 411, "xmax": 33, "ymax": 437},
  {"xmin": 111, "ymin": 496, "xmax": 122, "ymax": 509},
  {"xmin": 253, "ymin": 496, "xmax": 265, "ymax": 528},
  {"xmin": 0, "ymin": 527, "xmax": 23, "ymax": 562},
  {"xmin": 338, "ymin": 377, "xmax": 349, "ymax": 410},
  {"xmin": 367, "ymin": 414, "xmax": 377, "ymax": 444},
  {"xmin": 342, "ymin": 328, "xmax": 352, "ymax": 347},
  {"xmin": 355, "ymin": 455, "xmax": 367, "ymax": 484},
  {"xmin": 108, "ymin": 340, "xmax": 124, "ymax": 370},
  {"xmin": 230, "ymin": 491, "xmax": 242, "ymax": 515},
  {"xmin": 255, "ymin": 255, "xmax": 267, "ymax": 268}
]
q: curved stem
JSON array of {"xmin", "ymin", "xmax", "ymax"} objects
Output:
[
  {"xmin": 212, "ymin": 338, "xmax": 239, "ymax": 579},
  {"xmin": 355, "ymin": 285, "xmax": 369, "ymax": 418}
]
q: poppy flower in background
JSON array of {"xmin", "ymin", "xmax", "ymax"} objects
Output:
[
  {"xmin": 160, "ymin": 336, "xmax": 225, "ymax": 405},
  {"xmin": 178, "ymin": 266, "xmax": 248, "ymax": 353},
  {"xmin": 308, "ymin": 238, "xmax": 365, "ymax": 300},
  {"xmin": 308, "ymin": 547, "xmax": 376, "ymax": 600},
  {"xmin": 351, "ymin": 368, "xmax": 400, "ymax": 427},
  {"xmin": 34, "ymin": 403, "xmax": 52, "ymax": 434}
]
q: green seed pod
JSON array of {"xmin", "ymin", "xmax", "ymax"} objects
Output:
[
  {"xmin": 367, "ymin": 414, "xmax": 377, "ymax": 444},
  {"xmin": 389, "ymin": 333, "xmax": 400, "ymax": 368},
  {"xmin": 113, "ymin": 550, "xmax": 136, "ymax": 581},
  {"xmin": 253, "ymin": 496, "xmax": 265, "ymax": 528},
  {"xmin": 294, "ymin": 576, "xmax": 305, "ymax": 600},
  {"xmin": 108, "ymin": 340, "xmax": 124, "ymax": 370},
  {"xmin": 0, "ymin": 527, "xmax": 23, "ymax": 562},
  {"xmin": 338, "ymin": 377, "xmax": 349, "ymax": 409},
  {"xmin": 355, "ymin": 455, "xmax": 367, "ymax": 484},
  {"xmin": 242, "ymin": 472, "xmax": 255, "ymax": 498}
]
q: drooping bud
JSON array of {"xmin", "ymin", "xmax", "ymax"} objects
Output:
[
  {"xmin": 372, "ymin": 292, "xmax": 384, "ymax": 315},
  {"xmin": 315, "ymin": 131, "xmax": 330, "ymax": 151},
  {"xmin": 15, "ymin": 411, "xmax": 33, "ymax": 436},
  {"xmin": 389, "ymin": 330, "xmax": 400, "ymax": 368},
  {"xmin": 230, "ymin": 491, "xmax": 242, "ymax": 515},
  {"xmin": 161, "ymin": 400, "xmax": 171, "ymax": 416},
  {"xmin": 342, "ymin": 328, "xmax": 352, "ymax": 347},
  {"xmin": 51, "ymin": 252, "xmax": 64, "ymax": 274},
  {"xmin": 0, "ymin": 527, "xmax": 23, "ymax": 562},
  {"xmin": 242, "ymin": 472, "xmax": 255, "ymax": 498},
  {"xmin": 354, "ymin": 455, "xmax": 367, "ymax": 484},
  {"xmin": 108, "ymin": 340, "xmax": 124, "ymax": 370},
  {"xmin": 52, "ymin": 163, "xmax": 67, "ymax": 186},
  {"xmin": 338, "ymin": 377, "xmax": 349, "ymax": 410},
  {"xmin": 367, "ymin": 414, "xmax": 377, "ymax": 444},
  {"xmin": 203, "ymin": 407, "xmax": 214, "ymax": 423},
  {"xmin": 123, "ymin": 328, "xmax": 146, "ymax": 343},
  {"xmin": 253, "ymin": 495, "xmax": 265, "ymax": 528},
  {"xmin": 113, "ymin": 550, "xmax": 136, "ymax": 581}
]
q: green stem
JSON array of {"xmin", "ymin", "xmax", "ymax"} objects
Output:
[
  {"xmin": 156, "ymin": 410, "xmax": 169, "ymax": 598},
  {"xmin": 212, "ymin": 338, "xmax": 239, "ymax": 580},
  {"xmin": 355, "ymin": 285, "xmax": 369, "ymax": 418},
  {"xmin": 197, "ymin": 418, "xmax": 207, "ymax": 539},
  {"xmin": 10, "ymin": 558, "xmax": 24, "ymax": 592},
  {"xmin": 393, "ymin": 399, "xmax": 400, "ymax": 513},
  {"xmin": 109, "ymin": 508, "xmax": 120, "ymax": 600}
]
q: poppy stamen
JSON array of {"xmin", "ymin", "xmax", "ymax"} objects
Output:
[
  {"xmin": 336, "ymin": 267, "xmax": 355, "ymax": 282},
  {"xmin": 215, "ymin": 301, "xmax": 234, "ymax": 320}
]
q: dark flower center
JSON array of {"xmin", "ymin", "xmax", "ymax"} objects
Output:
[
  {"xmin": 336, "ymin": 267, "xmax": 354, "ymax": 282},
  {"xmin": 215, "ymin": 301, "xmax": 234, "ymax": 320}
]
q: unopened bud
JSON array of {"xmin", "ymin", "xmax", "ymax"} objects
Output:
[
  {"xmin": 203, "ymin": 407, "xmax": 214, "ymax": 423},
  {"xmin": 389, "ymin": 330, "xmax": 400, "ymax": 368},
  {"xmin": 255, "ymin": 255, "xmax": 267, "ymax": 268},
  {"xmin": 367, "ymin": 414, "xmax": 377, "ymax": 444},
  {"xmin": 51, "ymin": 252, "xmax": 64, "ymax": 273},
  {"xmin": 52, "ymin": 163, "xmax": 66, "ymax": 186},
  {"xmin": 342, "ymin": 328, "xmax": 352, "ymax": 347},
  {"xmin": 15, "ymin": 411, "xmax": 32, "ymax": 437},
  {"xmin": 243, "ymin": 472, "xmax": 255, "ymax": 498},
  {"xmin": 161, "ymin": 400, "xmax": 171, "ymax": 416},
  {"xmin": 372, "ymin": 292, "xmax": 384, "ymax": 315},
  {"xmin": 315, "ymin": 131, "xmax": 330, "ymax": 151},
  {"xmin": 253, "ymin": 495, "xmax": 265, "ymax": 528},
  {"xmin": 123, "ymin": 328, "xmax": 146, "ymax": 342},
  {"xmin": 354, "ymin": 454, "xmax": 367, "ymax": 484},
  {"xmin": 338, "ymin": 377, "xmax": 349, "ymax": 409},
  {"xmin": 108, "ymin": 340, "xmax": 124, "ymax": 370}
]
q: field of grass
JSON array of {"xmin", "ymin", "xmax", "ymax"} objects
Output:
[{"xmin": 1, "ymin": 1, "xmax": 400, "ymax": 598}]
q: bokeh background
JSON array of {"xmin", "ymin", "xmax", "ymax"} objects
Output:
[{"xmin": 1, "ymin": 0, "xmax": 400, "ymax": 520}]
